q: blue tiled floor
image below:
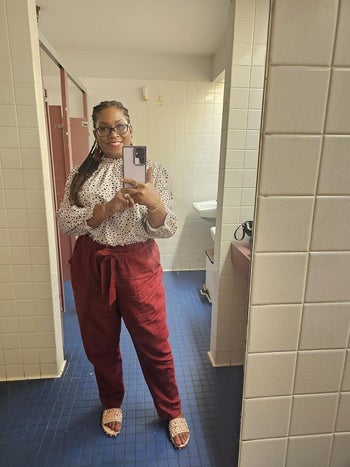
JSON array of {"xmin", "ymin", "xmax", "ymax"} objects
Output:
[{"xmin": 0, "ymin": 271, "xmax": 243, "ymax": 466}]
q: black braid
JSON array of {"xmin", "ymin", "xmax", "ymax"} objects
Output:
[{"xmin": 69, "ymin": 101, "xmax": 131, "ymax": 206}]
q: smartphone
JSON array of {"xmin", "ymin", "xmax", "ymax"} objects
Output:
[{"xmin": 122, "ymin": 146, "xmax": 147, "ymax": 188}]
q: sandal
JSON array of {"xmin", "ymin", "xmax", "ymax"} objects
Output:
[
  {"xmin": 169, "ymin": 416, "xmax": 190, "ymax": 449},
  {"xmin": 101, "ymin": 408, "xmax": 122, "ymax": 437}
]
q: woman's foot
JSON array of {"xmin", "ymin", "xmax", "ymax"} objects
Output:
[
  {"xmin": 169, "ymin": 413, "xmax": 190, "ymax": 449},
  {"xmin": 101, "ymin": 408, "xmax": 122, "ymax": 437}
]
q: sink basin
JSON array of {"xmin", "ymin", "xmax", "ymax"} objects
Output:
[{"xmin": 192, "ymin": 200, "xmax": 217, "ymax": 219}]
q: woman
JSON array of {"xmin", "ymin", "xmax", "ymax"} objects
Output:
[{"xmin": 57, "ymin": 100, "xmax": 190, "ymax": 449}]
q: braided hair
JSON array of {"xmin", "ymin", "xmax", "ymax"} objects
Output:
[{"xmin": 69, "ymin": 100, "xmax": 131, "ymax": 206}]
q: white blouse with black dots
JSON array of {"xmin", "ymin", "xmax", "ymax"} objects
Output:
[{"xmin": 57, "ymin": 157, "xmax": 177, "ymax": 246}]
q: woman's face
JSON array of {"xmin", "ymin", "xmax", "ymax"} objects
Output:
[{"xmin": 94, "ymin": 107, "xmax": 132, "ymax": 159}]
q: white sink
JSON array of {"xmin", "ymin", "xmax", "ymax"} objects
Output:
[{"xmin": 192, "ymin": 199, "xmax": 217, "ymax": 219}]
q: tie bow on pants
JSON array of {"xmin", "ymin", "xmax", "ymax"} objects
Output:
[{"xmin": 69, "ymin": 234, "xmax": 182, "ymax": 420}]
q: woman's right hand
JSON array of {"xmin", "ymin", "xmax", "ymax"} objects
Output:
[
  {"xmin": 87, "ymin": 190, "xmax": 133, "ymax": 228},
  {"xmin": 106, "ymin": 190, "xmax": 134, "ymax": 214}
]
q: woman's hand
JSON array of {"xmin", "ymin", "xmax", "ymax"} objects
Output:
[
  {"xmin": 86, "ymin": 190, "xmax": 133, "ymax": 228},
  {"xmin": 121, "ymin": 167, "xmax": 161, "ymax": 210},
  {"xmin": 121, "ymin": 167, "xmax": 166, "ymax": 227},
  {"xmin": 107, "ymin": 190, "xmax": 134, "ymax": 213}
]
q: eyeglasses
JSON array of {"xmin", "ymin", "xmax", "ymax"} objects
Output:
[{"xmin": 95, "ymin": 124, "xmax": 130, "ymax": 137}]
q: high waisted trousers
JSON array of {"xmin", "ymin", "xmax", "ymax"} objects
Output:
[{"xmin": 69, "ymin": 235, "xmax": 182, "ymax": 420}]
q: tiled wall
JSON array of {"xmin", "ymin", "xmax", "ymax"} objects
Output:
[
  {"xmin": 209, "ymin": 0, "xmax": 270, "ymax": 366},
  {"xmin": 43, "ymin": 75, "xmax": 224, "ymax": 270},
  {"xmin": 0, "ymin": 0, "xmax": 64, "ymax": 381},
  {"xmin": 239, "ymin": 0, "xmax": 350, "ymax": 465}
]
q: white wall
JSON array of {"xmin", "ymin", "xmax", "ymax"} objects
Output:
[
  {"xmin": 43, "ymin": 73, "xmax": 225, "ymax": 270},
  {"xmin": 239, "ymin": 0, "xmax": 350, "ymax": 465},
  {"xmin": 0, "ymin": 0, "xmax": 65, "ymax": 381},
  {"xmin": 209, "ymin": 0, "xmax": 270, "ymax": 366}
]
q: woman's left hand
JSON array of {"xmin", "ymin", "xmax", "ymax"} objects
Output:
[{"xmin": 121, "ymin": 167, "xmax": 161, "ymax": 210}]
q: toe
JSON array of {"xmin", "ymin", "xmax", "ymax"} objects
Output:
[{"xmin": 105, "ymin": 421, "xmax": 121, "ymax": 433}]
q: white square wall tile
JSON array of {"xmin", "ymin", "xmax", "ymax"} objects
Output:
[
  {"xmin": 254, "ymin": 196, "xmax": 313, "ymax": 252},
  {"xmin": 264, "ymin": 67, "xmax": 330, "ymax": 133},
  {"xmin": 6, "ymin": 0, "xmax": 33, "ymax": 60},
  {"xmin": 305, "ymin": 253, "xmax": 350, "ymax": 302},
  {"xmin": 241, "ymin": 188, "xmax": 255, "ymax": 205},
  {"xmin": 232, "ymin": 44, "xmax": 253, "ymax": 66},
  {"xmin": 228, "ymin": 109, "xmax": 248, "ymax": 130},
  {"xmin": 248, "ymin": 88, "xmax": 263, "ymax": 109},
  {"xmin": 0, "ymin": 104, "xmax": 17, "ymax": 126},
  {"xmin": 5, "ymin": 364, "xmax": 24, "ymax": 380},
  {"xmin": 245, "ymin": 130, "xmax": 260, "ymax": 149},
  {"xmin": 290, "ymin": 394, "xmax": 338, "ymax": 435},
  {"xmin": 0, "ymin": 127, "xmax": 20, "ymax": 148},
  {"xmin": 241, "ymin": 396, "xmax": 292, "ymax": 440},
  {"xmin": 247, "ymin": 110, "xmax": 262, "ymax": 130},
  {"xmin": 235, "ymin": 0, "xmax": 255, "ymax": 21},
  {"xmin": 240, "ymin": 438, "xmax": 287, "ymax": 467},
  {"xmin": 333, "ymin": 0, "xmax": 350, "ymax": 66},
  {"xmin": 326, "ymin": 69, "xmax": 350, "ymax": 134},
  {"xmin": 330, "ymin": 433, "xmax": 350, "ymax": 467},
  {"xmin": 250, "ymin": 253, "xmax": 308, "ymax": 305},
  {"xmin": 342, "ymin": 351, "xmax": 350, "ymax": 391},
  {"xmin": 250, "ymin": 66, "xmax": 265, "ymax": 88},
  {"xmin": 1, "ymin": 333, "xmax": 20, "ymax": 349},
  {"xmin": 4, "ymin": 349, "xmax": 22, "ymax": 364},
  {"xmin": 0, "ymin": 82, "xmax": 15, "ymax": 105},
  {"xmin": 0, "ymin": 3, "xmax": 10, "ymax": 58},
  {"xmin": 312, "ymin": 197, "xmax": 350, "ymax": 250},
  {"xmin": 248, "ymin": 304, "xmax": 302, "ymax": 352},
  {"xmin": 0, "ymin": 149, "xmax": 22, "ymax": 169},
  {"xmin": 335, "ymin": 392, "xmax": 350, "ymax": 432},
  {"xmin": 231, "ymin": 66, "xmax": 251, "ymax": 87},
  {"xmin": 242, "ymin": 169, "xmax": 257, "ymax": 187},
  {"xmin": 318, "ymin": 136, "xmax": 350, "ymax": 195},
  {"xmin": 259, "ymin": 135, "xmax": 321, "ymax": 196},
  {"xmin": 244, "ymin": 352, "xmax": 296, "ymax": 398},
  {"xmin": 244, "ymin": 150, "xmax": 258, "ymax": 169},
  {"xmin": 23, "ymin": 363, "xmax": 40, "ymax": 379},
  {"xmin": 294, "ymin": 350, "xmax": 346, "ymax": 394},
  {"xmin": 286, "ymin": 435, "xmax": 332, "ymax": 467},
  {"xmin": 270, "ymin": 0, "xmax": 337, "ymax": 66},
  {"xmin": 233, "ymin": 20, "xmax": 254, "ymax": 43},
  {"xmin": 299, "ymin": 303, "xmax": 350, "ymax": 350}
]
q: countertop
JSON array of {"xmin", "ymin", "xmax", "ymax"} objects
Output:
[{"xmin": 231, "ymin": 241, "xmax": 251, "ymax": 280}]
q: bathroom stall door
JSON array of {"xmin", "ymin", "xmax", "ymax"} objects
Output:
[
  {"xmin": 70, "ymin": 117, "xmax": 90, "ymax": 166},
  {"xmin": 48, "ymin": 105, "xmax": 72, "ymax": 283},
  {"xmin": 48, "ymin": 108, "xmax": 90, "ymax": 282}
]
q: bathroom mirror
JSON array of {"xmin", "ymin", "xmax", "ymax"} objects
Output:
[{"xmin": 36, "ymin": 0, "xmax": 270, "ymax": 370}]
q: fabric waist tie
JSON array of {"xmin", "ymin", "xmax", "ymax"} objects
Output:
[
  {"xmin": 79, "ymin": 236, "xmax": 153, "ymax": 307},
  {"xmin": 95, "ymin": 248, "xmax": 118, "ymax": 306}
]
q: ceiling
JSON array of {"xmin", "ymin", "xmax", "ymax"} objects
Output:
[{"xmin": 36, "ymin": 0, "xmax": 230, "ymax": 58}]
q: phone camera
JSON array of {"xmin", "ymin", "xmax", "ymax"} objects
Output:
[{"xmin": 135, "ymin": 147, "xmax": 145, "ymax": 165}]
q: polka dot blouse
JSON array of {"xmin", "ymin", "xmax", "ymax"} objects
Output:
[{"xmin": 57, "ymin": 157, "xmax": 177, "ymax": 246}]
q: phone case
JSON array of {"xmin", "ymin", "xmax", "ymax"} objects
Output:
[{"xmin": 122, "ymin": 146, "xmax": 147, "ymax": 187}]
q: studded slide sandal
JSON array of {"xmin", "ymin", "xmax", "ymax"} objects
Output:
[
  {"xmin": 169, "ymin": 416, "xmax": 190, "ymax": 449},
  {"xmin": 101, "ymin": 408, "xmax": 122, "ymax": 437}
]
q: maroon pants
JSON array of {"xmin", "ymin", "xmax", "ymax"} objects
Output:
[{"xmin": 69, "ymin": 235, "xmax": 182, "ymax": 420}]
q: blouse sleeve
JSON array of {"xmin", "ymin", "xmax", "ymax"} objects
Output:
[
  {"xmin": 143, "ymin": 162, "xmax": 177, "ymax": 239},
  {"xmin": 56, "ymin": 168, "xmax": 95, "ymax": 236}
]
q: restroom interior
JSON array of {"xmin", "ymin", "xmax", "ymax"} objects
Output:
[{"xmin": 1, "ymin": 0, "xmax": 350, "ymax": 466}]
